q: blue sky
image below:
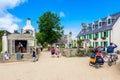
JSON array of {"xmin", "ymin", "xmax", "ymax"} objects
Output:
[{"xmin": 0, "ymin": 0, "xmax": 120, "ymax": 39}]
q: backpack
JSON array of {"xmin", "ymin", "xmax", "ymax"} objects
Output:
[{"xmin": 90, "ymin": 53, "xmax": 96, "ymax": 58}]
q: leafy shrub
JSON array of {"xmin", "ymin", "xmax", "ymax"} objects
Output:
[
  {"xmin": 76, "ymin": 49, "xmax": 86, "ymax": 57},
  {"xmin": 72, "ymin": 46, "xmax": 77, "ymax": 48},
  {"xmin": 61, "ymin": 44, "xmax": 65, "ymax": 48},
  {"xmin": 76, "ymin": 48, "xmax": 93, "ymax": 57}
]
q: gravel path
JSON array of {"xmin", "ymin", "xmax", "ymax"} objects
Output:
[{"xmin": 0, "ymin": 50, "xmax": 120, "ymax": 80}]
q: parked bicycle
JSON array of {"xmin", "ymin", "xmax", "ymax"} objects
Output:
[{"xmin": 108, "ymin": 55, "xmax": 117, "ymax": 66}]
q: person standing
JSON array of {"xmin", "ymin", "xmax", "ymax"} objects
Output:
[
  {"xmin": 107, "ymin": 42, "xmax": 118, "ymax": 59},
  {"xmin": 16, "ymin": 50, "xmax": 22, "ymax": 60},
  {"xmin": 18, "ymin": 42, "xmax": 23, "ymax": 52}
]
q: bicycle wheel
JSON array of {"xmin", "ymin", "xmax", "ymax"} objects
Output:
[
  {"xmin": 103, "ymin": 55, "xmax": 108, "ymax": 62},
  {"xmin": 89, "ymin": 62, "xmax": 93, "ymax": 66},
  {"xmin": 108, "ymin": 58, "xmax": 112, "ymax": 66},
  {"xmin": 95, "ymin": 63, "xmax": 100, "ymax": 69}
]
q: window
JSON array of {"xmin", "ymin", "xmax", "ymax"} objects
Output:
[
  {"xmin": 104, "ymin": 31, "xmax": 106, "ymax": 37},
  {"xmin": 99, "ymin": 22, "xmax": 102, "ymax": 27},
  {"xmin": 95, "ymin": 33, "xmax": 99, "ymax": 38},
  {"xmin": 95, "ymin": 42, "xmax": 98, "ymax": 47},
  {"xmin": 84, "ymin": 36, "xmax": 86, "ymax": 39},
  {"xmin": 108, "ymin": 18, "xmax": 111, "ymax": 24},
  {"xmin": 93, "ymin": 24, "xmax": 95, "ymax": 30},
  {"xmin": 103, "ymin": 41, "xmax": 108, "ymax": 47},
  {"xmin": 89, "ymin": 34, "xmax": 92, "ymax": 39}
]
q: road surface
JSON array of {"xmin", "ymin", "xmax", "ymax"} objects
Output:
[{"xmin": 0, "ymin": 50, "xmax": 120, "ymax": 80}]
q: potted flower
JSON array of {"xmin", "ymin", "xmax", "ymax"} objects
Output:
[
  {"xmin": 101, "ymin": 36, "xmax": 106, "ymax": 40},
  {"xmin": 93, "ymin": 37, "xmax": 97, "ymax": 40}
]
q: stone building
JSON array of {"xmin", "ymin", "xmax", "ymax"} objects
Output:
[
  {"xmin": 2, "ymin": 18, "xmax": 36, "ymax": 54},
  {"xmin": 53, "ymin": 31, "xmax": 74, "ymax": 48}
]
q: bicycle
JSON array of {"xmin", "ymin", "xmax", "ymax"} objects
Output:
[
  {"xmin": 108, "ymin": 54, "xmax": 117, "ymax": 66},
  {"xmin": 102, "ymin": 51, "xmax": 108, "ymax": 62}
]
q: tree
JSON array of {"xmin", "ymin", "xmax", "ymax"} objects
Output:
[
  {"xmin": 37, "ymin": 11, "xmax": 64, "ymax": 45},
  {"xmin": 0, "ymin": 30, "xmax": 5, "ymax": 52},
  {"xmin": 36, "ymin": 32, "xmax": 44, "ymax": 45}
]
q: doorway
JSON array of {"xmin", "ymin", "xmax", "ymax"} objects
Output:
[{"xmin": 15, "ymin": 40, "xmax": 27, "ymax": 53}]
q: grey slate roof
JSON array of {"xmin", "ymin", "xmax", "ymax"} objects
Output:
[{"xmin": 77, "ymin": 12, "xmax": 120, "ymax": 37}]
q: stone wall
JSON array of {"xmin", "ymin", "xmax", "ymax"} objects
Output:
[{"xmin": 60, "ymin": 48, "xmax": 78, "ymax": 57}]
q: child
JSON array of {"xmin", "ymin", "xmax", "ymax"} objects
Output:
[
  {"xmin": 96, "ymin": 51, "xmax": 104, "ymax": 64},
  {"xmin": 89, "ymin": 50, "xmax": 97, "ymax": 64},
  {"xmin": 97, "ymin": 51, "xmax": 102, "ymax": 57},
  {"xmin": 4, "ymin": 51, "xmax": 9, "ymax": 60}
]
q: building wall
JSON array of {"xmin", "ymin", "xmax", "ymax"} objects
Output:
[
  {"xmin": 111, "ymin": 17, "xmax": 120, "ymax": 50},
  {"xmin": 78, "ymin": 30, "xmax": 110, "ymax": 48},
  {"xmin": 78, "ymin": 18, "xmax": 120, "ymax": 49}
]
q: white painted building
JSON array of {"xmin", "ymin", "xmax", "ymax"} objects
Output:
[{"xmin": 77, "ymin": 12, "xmax": 120, "ymax": 50}]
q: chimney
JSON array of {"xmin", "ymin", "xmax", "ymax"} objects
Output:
[{"xmin": 26, "ymin": 18, "xmax": 31, "ymax": 25}]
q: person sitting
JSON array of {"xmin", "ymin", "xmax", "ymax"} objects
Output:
[
  {"xmin": 96, "ymin": 51, "xmax": 104, "ymax": 64},
  {"xmin": 90, "ymin": 50, "xmax": 96, "ymax": 58},
  {"xmin": 4, "ymin": 51, "xmax": 9, "ymax": 60}
]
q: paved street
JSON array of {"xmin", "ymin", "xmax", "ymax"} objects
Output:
[{"xmin": 0, "ymin": 50, "xmax": 120, "ymax": 80}]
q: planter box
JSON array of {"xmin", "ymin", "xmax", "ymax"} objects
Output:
[
  {"xmin": 93, "ymin": 37, "xmax": 97, "ymax": 40},
  {"xmin": 101, "ymin": 36, "xmax": 106, "ymax": 40}
]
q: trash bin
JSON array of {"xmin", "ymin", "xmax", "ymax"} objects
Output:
[{"xmin": 16, "ymin": 53, "xmax": 21, "ymax": 60}]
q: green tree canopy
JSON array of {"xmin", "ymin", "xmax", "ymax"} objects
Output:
[
  {"xmin": 0, "ymin": 30, "xmax": 5, "ymax": 41},
  {"xmin": 36, "ymin": 32, "xmax": 44, "ymax": 45},
  {"xmin": 0, "ymin": 30, "xmax": 5, "ymax": 52},
  {"xmin": 37, "ymin": 11, "xmax": 64, "ymax": 45}
]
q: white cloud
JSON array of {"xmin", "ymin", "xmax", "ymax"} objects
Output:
[
  {"xmin": 0, "ymin": 0, "xmax": 27, "ymax": 33},
  {"xmin": 59, "ymin": 11, "xmax": 65, "ymax": 18}
]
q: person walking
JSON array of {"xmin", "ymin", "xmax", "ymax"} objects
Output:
[
  {"xmin": 32, "ymin": 48, "xmax": 38, "ymax": 62},
  {"xmin": 51, "ymin": 47, "xmax": 55, "ymax": 57},
  {"xmin": 55, "ymin": 46, "xmax": 60, "ymax": 58},
  {"xmin": 40, "ymin": 45, "xmax": 43, "ymax": 51}
]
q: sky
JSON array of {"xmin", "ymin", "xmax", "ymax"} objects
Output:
[{"xmin": 0, "ymin": 0, "xmax": 120, "ymax": 39}]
